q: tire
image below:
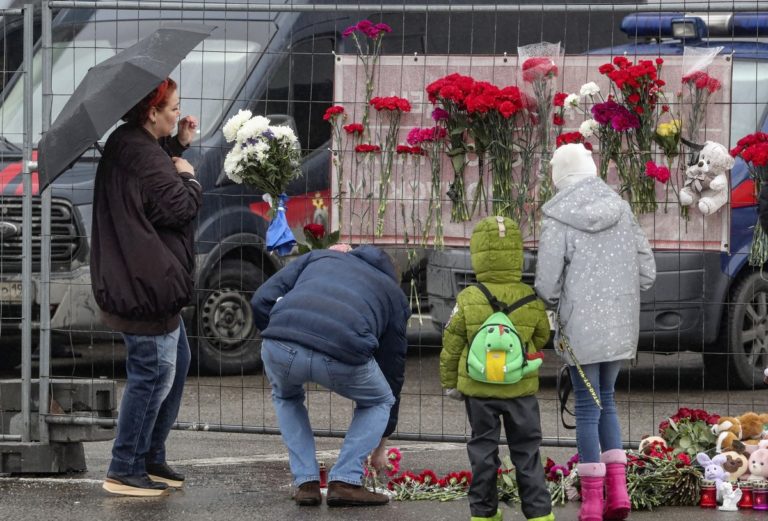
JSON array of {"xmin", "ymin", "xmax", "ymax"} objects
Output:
[
  {"xmin": 192, "ymin": 260, "xmax": 265, "ymax": 376},
  {"xmin": 704, "ymin": 271, "xmax": 768, "ymax": 389}
]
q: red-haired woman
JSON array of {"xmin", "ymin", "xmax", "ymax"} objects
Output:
[{"xmin": 90, "ymin": 77, "xmax": 202, "ymax": 497}]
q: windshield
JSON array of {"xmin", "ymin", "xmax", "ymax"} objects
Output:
[
  {"xmin": 0, "ymin": 13, "xmax": 275, "ymax": 146},
  {"xmin": 731, "ymin": 59, "xmax": 768, "ymax": 147}
]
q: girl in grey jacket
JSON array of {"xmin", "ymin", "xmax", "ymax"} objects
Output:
[{"xmin": 534, "ymin": 144, "xmax": 656, "ymax": 521}]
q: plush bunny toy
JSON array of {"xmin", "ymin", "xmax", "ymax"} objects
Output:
[
  {"xmin": 679, "ymin": 141, "xmax": 735, "ymax": 216},
  {"xmin": 696, "ymin": 452, "xmax": 729, "ymax": 489}
]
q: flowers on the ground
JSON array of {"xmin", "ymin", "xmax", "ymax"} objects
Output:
[
  {"xmin": 658, "ymin": 407, "xmax": 719, "ymax": 458},
  {"xmin": 222, "ymin": 110, "xmax": 301, "ymax": 200},
  {"xmin": 731, "ymin": 132, "xmax": 768, "ymax": 265}
]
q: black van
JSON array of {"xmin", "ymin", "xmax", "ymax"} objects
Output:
[{"xmin": 0, "ymin": 0, "xmax": 634, "ymax": 374}]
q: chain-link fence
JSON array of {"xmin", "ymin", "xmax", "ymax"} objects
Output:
[{"xmin": 2, "ymin": 1, "xmax": 768, "ymax": 471}]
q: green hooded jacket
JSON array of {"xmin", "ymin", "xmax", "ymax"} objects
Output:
[{"xmin": 440, "ymin": 216, "xmax": 551, "ymax": 398}]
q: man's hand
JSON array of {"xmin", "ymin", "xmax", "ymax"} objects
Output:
[
  {"xmin": 368, "ymin": 437, "xmax": 389, "ymax": 471},
  {"xmin": 177, "ymin": 115, "xmax": 199, "ymax": 147}
]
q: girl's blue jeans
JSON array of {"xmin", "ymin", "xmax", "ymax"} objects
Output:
[{"xmin": 569, "ymin": 360, "xmax": 623, "ymax": 463}]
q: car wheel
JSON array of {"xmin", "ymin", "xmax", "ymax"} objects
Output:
[
  {"xmin": 191, "ymin": 260, "xmax": 265, "ymax": 375},
  {"xmin": 704, "ymin": 271, "xmax": 768, "ymax": 389}
]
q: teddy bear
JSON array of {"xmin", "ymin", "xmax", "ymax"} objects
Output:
[
  {"xmin": 748, "ymin": 441, "xmax": 768, "ymax": 482},
  {"xmin": 712, "ymin": 413, "xmax": 768, "ymax": 453},
  {"xmin": 679, "ymin": 141, "xmax": 735, "ymax": 215}
]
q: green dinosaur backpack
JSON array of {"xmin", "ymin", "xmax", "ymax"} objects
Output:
[{"xmin": 467, "ymin": 283, "xmax": 542, "ymax": 384}]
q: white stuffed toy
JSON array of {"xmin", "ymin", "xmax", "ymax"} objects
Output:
[{"xmin": 679, "ymin": 141, "xmax": 735, "ymax": 216}]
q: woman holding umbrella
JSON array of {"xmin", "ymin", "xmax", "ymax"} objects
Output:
[{"xmin": 90, "ymin": 77, "xmax": 202, "ymax": 497}]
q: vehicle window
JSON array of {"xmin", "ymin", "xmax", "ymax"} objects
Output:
[
  {"xmin": 731, "ymin": 60, "xmax": 768, "ymax": 147},
  {"xmin": 0, "ymin": 16, "xmax": 274, "ymax": 146},
  {"xmin": 251, "ymin": 36, "xmax": 334, "ymax": 154}
]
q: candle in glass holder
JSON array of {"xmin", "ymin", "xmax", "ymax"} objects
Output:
[
  {"xmin": 699, "ymin": 480, "xmax": 717, "ymax": 508},
  {"xmin": 752, "ymin": 484, "xmax": 768, "ymax": 510},
  {"xmin": 738, "ymin": 481, "xmax": 754, "ymax": 509}
]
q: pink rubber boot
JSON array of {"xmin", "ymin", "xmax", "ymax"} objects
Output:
[
  {"xmin": 601, "ymin": 449, "xmax": 630, "ymax": 520},
  {"xmin": 577, "ymin": 462, "xmax": 606, "ymax": 521}
]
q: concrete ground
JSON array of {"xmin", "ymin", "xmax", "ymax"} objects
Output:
[{"xmin": 0, "ymin": 434, "xmax": 760, "ymax": 521}]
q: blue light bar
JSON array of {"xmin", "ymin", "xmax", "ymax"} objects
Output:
[
  {"xmin": 733, "ymin": 13, "xmax": 768, "ymax": 36},
  {"xmin": 620, "ymin": 13, "xmax": 685, "ymax": 38}
]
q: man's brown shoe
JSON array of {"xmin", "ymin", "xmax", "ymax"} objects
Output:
[
  {"xmin": 326, "ymin": 481, "xmax": 389, "ymax": 507},
  {"xmin": 293, "ymin": 481, "xmax": 322, "ymax": 506}
]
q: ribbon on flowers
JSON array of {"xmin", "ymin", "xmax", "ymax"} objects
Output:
[{"xmin": 266, "ymin": 193, "xmax": 296, "ymax": 256}]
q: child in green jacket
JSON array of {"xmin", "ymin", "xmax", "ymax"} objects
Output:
[{"xmin": 440, "ymin": 216, "xmax": 554, "ymax": 521}]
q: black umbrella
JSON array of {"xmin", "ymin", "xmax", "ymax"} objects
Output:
[{"xmin": 38, "ymin": 23, "xmax": 214, "ymax": 189}]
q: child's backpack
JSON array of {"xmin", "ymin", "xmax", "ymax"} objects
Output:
[{"xmin": 467, "ymin": 283, "xmax": 543, "ymax": 384}]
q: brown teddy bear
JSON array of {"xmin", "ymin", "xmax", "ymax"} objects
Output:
[{"xmin": 712, "ymin": 413, "xmax": 768, "ymax": 453}]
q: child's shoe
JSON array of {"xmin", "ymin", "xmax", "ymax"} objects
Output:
[
  {"xmin": 528, "ymin": 513, "xmax": 555, "ymax": 521},
  {"xmin": 577, "ymin": 462, "xmax": 606, "ymax": 521},
  {"xmin": 471, "ymin": 509, "xmax": 502, "ymax": 521},
  {"xmin": 602, "ymin": 449, "xmax": 630, "ymax": 520}
]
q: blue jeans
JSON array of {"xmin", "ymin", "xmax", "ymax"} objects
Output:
[
  {"xmin": 108, "ymin": 321, "xmax": 191, "ymax": 476},
  {"xmin": 569, "ymin": 360, "xmax": 623, "ymax": 463},
  {"xmin": 262, "ymin": 339, "xmax": 395, "ymax": 488}
]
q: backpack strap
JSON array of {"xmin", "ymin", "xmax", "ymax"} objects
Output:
[{"xmin": 475, "ymin": 283, "xmax": 539, "ymax": 315}]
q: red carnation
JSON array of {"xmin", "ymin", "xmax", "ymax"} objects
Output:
[{"xmin": 323, "ymin": 105, "xmax": 345, "ymax": 121}]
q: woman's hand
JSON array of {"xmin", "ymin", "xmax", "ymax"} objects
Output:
[
  {"xmin": 173, "ymin": 157, "xmax": 195, "ymax": 177},
  {"xmin": 177, "ymin": 115, "xmax": 199, "ymax": 146}
]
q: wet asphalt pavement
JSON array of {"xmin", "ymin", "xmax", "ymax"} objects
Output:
[{"xmin": 2, "ymin": 322, "xmax": 768, "ymax": 519}]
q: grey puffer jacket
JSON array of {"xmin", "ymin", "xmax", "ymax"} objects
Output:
[{"xmin": 534, "ymin": 177, "xmax": 656, "ymax": 365}]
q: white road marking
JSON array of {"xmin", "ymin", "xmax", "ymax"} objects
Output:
[{"xmin": 0, "ymin": 442, "xmax": 466, "ymax": 484}]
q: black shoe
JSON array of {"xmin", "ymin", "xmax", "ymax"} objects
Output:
[
  {"xmin": 103, "ymin": 473, "xmax": 169, "ymax": 497},
  {"xmin": 146, "ymin": 462, "xmax": 185, "ymax": 488}
]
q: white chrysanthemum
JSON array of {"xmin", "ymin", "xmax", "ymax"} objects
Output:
[
  {"xmin": 222, "ymin": 109, "xmax": 253, "ymax": 142},
  {"xmin": 223, "ymin": 145, "xmax": 244, "ymax": 180},
  {"xmin": 579, "ymin": 82, "xmax": 600, "ymax": 97},
  {"xmin": 236, "ymin": 115, "xmax": 270, "ymax": 144},
  {"xmin": 269, "ymin": 125, "xmax": 298, "ymax": 144},
  {"xmin": 243, "ymin": 140, "xmax": 269, "ymax": 163},
  {"xmin": 579, "ymin": 119, "xmax": 599, "ymax": 138}
]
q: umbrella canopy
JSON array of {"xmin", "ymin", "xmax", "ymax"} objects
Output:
[{"xmin": 37, "ymin": 23, "xmax": 214, "ymax": 189}]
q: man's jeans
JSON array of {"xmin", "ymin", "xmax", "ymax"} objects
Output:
[
  {"xmin": 569, "ymin": 360, "xmax": 623, "ymax": 463},
  {"xmin": 262, "ymin": 339, "xmax": 395, "ymax": 488},
  {"xmin": 108, "ymin": 320, "xmax": 191, "ymax": 477}
]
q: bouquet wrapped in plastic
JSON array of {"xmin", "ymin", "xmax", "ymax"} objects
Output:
[{"xmin": 222, "ymin": 109, "xmax": 302, "ymax": 255}]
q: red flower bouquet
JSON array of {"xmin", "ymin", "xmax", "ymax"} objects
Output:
[
  {"xmin": 731, "ymin": 132, "xmax": 768, "ymax": 265},
  {"xmin": 519, "ymin": 41, "xmax": 563, "ymax": 206},
  {"xmin": 680, "ymin": 46, "xmax": 724, "ymax": 143},
  {"xmin": 658, "ymin": 407, "xmax": 719, "ymax": 458},
  {"xmin": 426, "ymin": 73, "xmax": 475, "ymax": 222}
]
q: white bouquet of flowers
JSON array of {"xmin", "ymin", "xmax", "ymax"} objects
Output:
[{"xmin": 222, "ymin": 109, "xmax": 302, "ymax": 201}]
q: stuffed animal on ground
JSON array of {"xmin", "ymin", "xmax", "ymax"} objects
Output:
[
  {"xmin": 748, "ymin": 441, "xmax": 768, "ymax": 482},
  {"xmin": 697, "ymin": 452, "xmax": 729, "ymax": 490},
  {"xmin": 679, "ymin": 141, "xmax": 735, "ymax": 215},
  {"xmin": 638, "ymin": 436, "xmax": 667, "ymax": 454},
  {"xmin": 712, "ymin": 413, "xmax": 768, "ymax": 453},
  {"xmin": 720, "ymin": 450, "xmax": 749, "ymax": 481}
]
